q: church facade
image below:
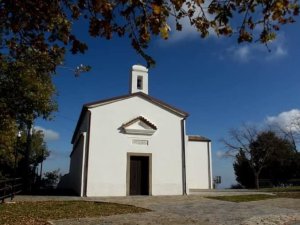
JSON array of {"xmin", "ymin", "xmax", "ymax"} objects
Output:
[{"xmin": 67, "ymin": 65, "xmax": 213, "ymax": 197}]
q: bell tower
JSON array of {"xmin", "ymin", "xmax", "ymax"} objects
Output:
[{"xmin": 130, "ymin": 65, "xmax": 148, "ymax": 95}]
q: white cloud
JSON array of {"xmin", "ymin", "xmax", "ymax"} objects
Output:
[
  {"xmin": 167, "ymin": 14, "xmax": 197, "ymax": 42},
  {"xmin": 275, "ymin": 45, "xmax": 287, "ymax": 56},
  {"xmin": 266, "ymin": 44, "xmax": 287, "ymax": 60},
  {"xmin": 224, "ymin": 33, "xmax": 288, "ymax": 63},
  {"xmin": 225, "ymin": 45, "xmax": 251, "ymax": 62},
  {"xmin": 216, "ymin": 150, "xmax": 226, "ymax": 158},
  {"xmin": 34, "ymin": 126, "xmax": 60, "ymax": 141},
  {"xmin": 266, "ymin": 109, "xmax": 300, "ymax": 132},
  {"xmin": 233, "ymin": 46, "xmax": 250, "ymax": 62},
  {"xmin": 166, "ymin": 0, "xmax": 217, "ymax": 42}
]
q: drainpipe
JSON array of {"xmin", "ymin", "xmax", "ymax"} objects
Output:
[
  {"xmin": 83, "ymin": 110, "xmax": 92, "ymax": 197},
  {"xmin": 80, "ymin": 132, "xmax": 87, "ymax": 197},
  {"xmin": 207, "ymin": 141, "xmax": 212, "ymax": 189},
  {"xmin": 181, "ymin": 119, "xmax": 187, "ymax": 195}
]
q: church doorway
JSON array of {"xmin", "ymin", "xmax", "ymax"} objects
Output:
[{"xmin": 129, "ymin": 155, "xmax": 150, "ymax": 195}]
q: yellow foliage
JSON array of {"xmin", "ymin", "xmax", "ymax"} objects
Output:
[
  {"xmin": 152, "ymin": 4, "xmax": 161, "ymax": 15},
  {"xmin": 160, "ymin": 24, "xmax": 170, "ymax": 39}
]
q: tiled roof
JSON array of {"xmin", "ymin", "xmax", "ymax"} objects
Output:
[
  {"xmin": 188, "ymin": 135, "xmax": 211, "ymax": 142},
  {"xmin": 71, "ymin": 92, "xmax": 188, "ymax": 143},
  {"xmin": 84, "ymin": 92, "xmax": 189, "ymax": 117},
  {"xmin": 122, "ymin": 116, "xmax": 157, "ymax": 130}
]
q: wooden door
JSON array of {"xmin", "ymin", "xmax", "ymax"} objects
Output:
[{"xmin": 130, "ymin": 156, "xmax": 149, "ymax": 195}]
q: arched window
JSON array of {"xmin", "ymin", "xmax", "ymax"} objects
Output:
[{"xmin": 137, "ymin": 76, "xmax": 143, "ymax": 90}]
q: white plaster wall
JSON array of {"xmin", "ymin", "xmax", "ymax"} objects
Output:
[
  {"xmin": 69, "ymin": 112, "xmax": 90, "ymax": 195},
  {"xmin": 86, "ymin": 96, "xmax": 183, "ymax": 196},
  {"xmin": 130, "ymin": 66, "xmax": 148, "ymax": 94},
  {"xmin": 72, "ymin": 112, "xmax": 89, "ymax": 145},
  {"xmin": 186, "ymin": 140, "xmax": 212, "ymax": 192},
  {"xmin": 69, "ymin": 134, "xmax": 85, "ymax": 195}
]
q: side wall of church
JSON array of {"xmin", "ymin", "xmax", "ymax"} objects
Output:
[
  {"xmin": 86, "ymin": 96, "xmax": 184, "ymax": 196},
  {"xmin": 186, "ymin": 141, "xmax": 212, "ymax": 191},
  {"xmin": 69, "ymin": 133, "xmax": 86, "ymax": 195},
  {"xmin": 69, "ymin": 113, "xmax": 90, "ymax": 196}
]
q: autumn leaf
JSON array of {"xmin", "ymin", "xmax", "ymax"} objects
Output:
[
  {"xmin": 152, "ymin": 4, "xmax": 161, "ymax": 15},
  {"xmin": 160, "ymin": 24, "xmax": 170, "ymax": 39}
]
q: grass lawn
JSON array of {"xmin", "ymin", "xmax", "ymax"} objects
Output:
[
  {"xmin": 0, "ymin": 201, "xmax": 150, "ymax": 225},
  {"xmin": 261, "ymin": 186, "xmax": 300, "ymax": 199},
  {"xmin": 206, "ymin": 194, "xmax": 277, "ymax": 203},
  {"xmin": 274, "ymin": 192, "xmax": 300, "ymax": 198},
  {"xmin": 206, "ymin": 190, "xmax": 300, "ymax": 203},
  {"xmin": 206, "ymin": 186, "xmax": 300, "ymax": 203},
  {"xmin": 260, "ymin": 186, "xmax": 300, "ymax": 192}
]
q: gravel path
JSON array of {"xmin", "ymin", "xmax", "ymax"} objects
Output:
[{"xmin": 15, "ymin": 194, "xmax": 300, "ymax": 225}]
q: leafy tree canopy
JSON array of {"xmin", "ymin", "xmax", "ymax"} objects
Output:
[
  {"xmin": 0, "ymin": 53, "xmax": 57, "ymax": 127},
  {"xmin": 226, "ymin": 128, "xmax": 299, "ymax": 188},
  {"xmin": 42, "ymin": 169, "xmax": 61, "ymax": 188},
  {"xmin": 0, "ymin": 126, "xmax": 50, "ymax": 179},
  {"xmin": 78, "ymin": 0, "xmax": 299, "ymax": 65},
  {"xmin": 1, "ymin": 0, "xmax": 299, "ymax": 68}
]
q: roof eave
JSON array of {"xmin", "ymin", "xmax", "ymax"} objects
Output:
[
  {"xmin": 84, "ymin": 92, "xmax": 189, "ymax": 118},
  {"xmin": 71, "ymin": 92, "xmax": 189, "ymax": 144},
  {"xmin": 188, "ymin": 135, "xmax": 211, "ymax": 142},
  {"xmin": 71, "ymin": 107, "xmax": 88, "ymax": 144}
]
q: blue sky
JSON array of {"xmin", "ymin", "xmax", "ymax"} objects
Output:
[{"xmin": 36, "ymin": 19, "xmax": 300, "ymax": 188}]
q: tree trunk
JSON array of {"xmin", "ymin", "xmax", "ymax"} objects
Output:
[
  {"xmin": 254, "ymin": 173, "xmax": 260, "ymax": 189},
  {"xmin": 24, "ymin": 122, "xmax": 32, "ymax": 193}
]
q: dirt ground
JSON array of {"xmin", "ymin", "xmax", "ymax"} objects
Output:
[{"xmin": 14, "ymin": 193, "xmax": 300, "ymax": 225}]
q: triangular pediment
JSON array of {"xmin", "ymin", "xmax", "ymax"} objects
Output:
[{"xmin": 121, "ymin": 116, "xmax": 157, "ymax": 135}]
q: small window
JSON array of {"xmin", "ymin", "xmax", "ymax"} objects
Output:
[{"xmin": 137, "ymin": 76, "xmax": 143, "ymax": 90}]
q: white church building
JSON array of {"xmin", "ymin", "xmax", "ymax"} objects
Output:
[{"xmin": 67, "ymin": 65, "xmax": 213, "ymax": 197}]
